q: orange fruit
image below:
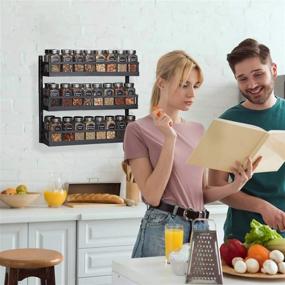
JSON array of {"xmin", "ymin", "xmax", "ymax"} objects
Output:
[{"xmin": 247, "ymin": 244, "xmax": 270, "ymax": 267}]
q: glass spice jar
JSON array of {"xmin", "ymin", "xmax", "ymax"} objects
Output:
[
  {"xmin": 106, "ymin": 50, "xmax": 117, "ymax": 72},
  {"xmin": 105, "ymin": 116, "xmax": 116, "ymax": 140},
  {"xmin": 73, "ymin": 50, "xmax": 84, "ymax": 72},
  {"xmin": 95, "ymin": 116, "xmax": 106, "ymax": 140},
  {"xmin": 83, "ymin": 83, "xmax": 93, "ymax": 106},
  {"xmin": 124, "ymin": 82, "xmax": 136, "ymax": 105},
  {"xmin": 92, "ymin": 83, "xmax": 103, "ymax": 106},
  {"xmin": 72, "ymin": 83, "xmax": 83, "ymax": 106},
  {"xmin": 61, "ymin": 49, "xmax": 73, "ymax": 72},
  {"xmin": 49, "ymin": 49, "xmax": 61, "ymax": 72},
  {"xmin": 74, "ymin": 116, "xmax": 85, "ymax": 141},
  {"xmin": 50, "ymin": 117, "xmax": 62, "ymax": 142},
  {"xmin": 117, "ymin": 50, "xmax": 127, "ymax": 72},
  {"xmin": 44, "ymin": 115, "xmax": 55, "ymax": 141},
  {"xmin": 126, "ymin": 115, "xmax": 136, "ymax": 125},
  {"xmin": 84, "ymin": 116, "xmax": 95, "ymax": 140},
  {"xmin": 95, "ymin": 50, "xmax": 106, "ymax": 72},
  {"xmin": 62, "ymin": 116, "xmax": 75, "ymax": 141},
  {"xmin": 60, "ymin": 83, "xmax": 73, "ymax": 107},
  {"xmin": 113, "ymin": 82, "xmax": 125, "ymax": 105},
  {"xmin": 115, "ymin": 115, "xmax": 126, "ymax": 140},
  {"xmin": 47, "ymin": 83, "xmax": 61, "ymax": 107},
  {"xmin": 103, "ymin": 83, "xmax": 114, "ymax": 106},
  {"xmin": 127, "ymin": 50, "xmax": 138, "ymax": 73},
  {"xmin": 84, "ymin": 50, "xmax": 95, "ymax": 72}
]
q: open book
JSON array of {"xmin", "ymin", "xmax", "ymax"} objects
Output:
[{"xmin": 188, "ymin": 119, "xmax": 285, "ymax": 173}]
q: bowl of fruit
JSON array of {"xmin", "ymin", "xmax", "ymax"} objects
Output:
[{"xmin": 0, "ymin": 185, "xmax": 40, "ymax": 208}]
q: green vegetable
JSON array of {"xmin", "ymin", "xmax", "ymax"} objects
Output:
[
  {"xmin": 266, "ymin": 238, "xmax": 285, "ymax": 254},
  {"xmin": 244, "ymin": 219, "xmax": 282, "ymax": 247}
]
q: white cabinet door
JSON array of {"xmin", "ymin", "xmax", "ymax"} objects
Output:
[
  {"xmin": 28, "ymin": 221, "xmax": 76, "ymax": 285},
  {"xmin": 78, "ymin": 276, "xmax": 112, "ymax": 285},
  {"xmin": 0, "ymin": 223, "xmax": 28, "ymax": 285}
]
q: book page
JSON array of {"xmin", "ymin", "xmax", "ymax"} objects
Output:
[{"xmin": 188, "ymin": 119, "xmax": 267, "ymax": 172}]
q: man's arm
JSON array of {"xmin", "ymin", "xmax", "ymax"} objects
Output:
[{"xmin": 208, "ymin": 169, "xmax": 285, "ymax": 230}]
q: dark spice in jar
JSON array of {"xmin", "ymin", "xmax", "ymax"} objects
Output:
[
  {"xmin": 105, "ymin": 115, "xmax": 116, "ymax": 140},
  {"xmin": 61, "ymin": 49, "xmax": 73, "ymax": 72},
  {"xmin": 74, "ymin": 50, "xmax": 84, "ymax": 72},
  {"xmin": 83, "ymin": 83, "xmax": 93, "ymax": 106},
  {"xmin": 72, "ymin": 83, "xmax": 83, "ymax": 106},
  {"xmin": 49, "ymin": 49, "xmax": 61, "ymax": 72},
  {"xmin": 44, "ymin": 115, "xmax": 55, "ymax": 141},
  {"xmin": 47, "ymin": 83, "xmax": 61, "ymax": 107},
  {"xmin": 92, "ymin": 83, "xmax": 103, "ymax": 106},
  {"xmin": 50, "ymin": 117, "xmax": 62, "ymax": 142},
  {"xmin": 84, "ymin": 116, "xmax": 95, "ymax": 140},
  {"xmin": 117, "ymin": 50, "xmax": 127, "ymax": 72},
  {"xmin": 114, "ymin": 82, "xmax": 125, "ymax": 105},
  {"xmin": 95, "ymin": 50, "xmax": 106, "ymax": 72},
  {"xmin": 124, "ymin": 82, "xmax": 136, "ymax": 105},
  {"xmin": 103, "ymin": 83, "xmax": 114, "ymax": 106},
  {"xmin": 95, "ymin": 116, "xmax": 106, "ymax": 140},
  {"xmin": 106, "ymin": 50, "xmax": 117, "ymax": 72},
  {"xmin": 61, "ymin": 83, "xmax": 73, "ymax": 107},
  {"xmin": 115, "ymin": 115, "xmax": 126, "ymax": 140},
  {"xmin": 74, "ymin": 116, "xmax": 85, "ymax": 141},
  {"xmin": 84, "ymin": 50, "xmax": 95, "ymax": 72},
  {"xmin": 127, "ymin": 50, "xmax": 138, "ymax": 73},
  {"xmin": 62, "ymin": 116, "xmax": 75, "ymax": 141}
]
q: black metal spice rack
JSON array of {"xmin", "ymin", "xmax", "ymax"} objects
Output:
[{"xmin": 38, "ymin": 56, "xmax": 139, "ymax": 146}]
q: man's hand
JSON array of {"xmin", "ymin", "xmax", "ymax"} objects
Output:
[{"xmin": 259, "ymin": 203, "xmax": 285, "ymax": 231}]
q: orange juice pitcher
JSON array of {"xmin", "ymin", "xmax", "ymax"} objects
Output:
[{"xmin": 165, "ymin": 224, "xmax": 184, "ymax": 263}]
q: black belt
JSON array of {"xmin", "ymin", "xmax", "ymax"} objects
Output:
[{"xmin": 150, "ymin": 201, "xmax": 209, "ymax": 221}]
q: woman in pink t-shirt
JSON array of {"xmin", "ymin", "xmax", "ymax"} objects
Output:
[{"xmin": 123, "ymin": 50, "xmax": 260, "ymax": 258}]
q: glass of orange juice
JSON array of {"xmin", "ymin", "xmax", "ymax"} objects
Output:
[{"xmin": 165, "ymin": 224, "xmax": 184, "ymax": 263}]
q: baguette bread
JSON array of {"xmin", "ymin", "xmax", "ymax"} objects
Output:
[{"xmin": 67, "ymin": 193, "xmax": 125, "ymax": 204}]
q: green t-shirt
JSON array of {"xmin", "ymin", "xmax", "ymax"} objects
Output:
[{"xmin": 219, "ymin": 96, "xmax": 285, "ymax": 241}]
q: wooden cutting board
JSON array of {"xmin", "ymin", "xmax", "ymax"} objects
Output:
[{"xmin": 65, "ymin": 202, "xmax": 126, "ymax": 208}]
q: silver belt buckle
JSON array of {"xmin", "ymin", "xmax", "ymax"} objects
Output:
[{"xmin": 183, "ymin": 208, "xmax": 192, "ymax": 221}]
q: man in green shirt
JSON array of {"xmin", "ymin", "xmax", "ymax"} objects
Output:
[{"xmin": 209, "ymin": 38, "xmax": 285, "ymax": 242}]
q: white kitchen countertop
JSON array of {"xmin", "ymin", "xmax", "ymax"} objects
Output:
[
  {"xmin": 0, "ymin": 203, "xmax": 227, "ymax": 224},
  {"xmin": 112, "ymin": 256, "xmax": 285, "ymax": 285}
]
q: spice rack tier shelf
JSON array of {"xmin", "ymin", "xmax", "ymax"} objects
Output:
[{"xmin": 38, "ymin": 55, "xmax": 139, "ymax": 147}]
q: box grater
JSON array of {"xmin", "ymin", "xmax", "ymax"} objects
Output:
[{"xmin": 186, "ymin": 219, "xmax": 223, "ymax": 284}]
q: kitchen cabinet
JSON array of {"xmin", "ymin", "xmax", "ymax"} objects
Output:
[{"xmin": 0, "ymin": 221, "xmax": 76, "ymax": 285}]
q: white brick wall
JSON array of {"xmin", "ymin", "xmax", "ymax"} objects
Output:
[{"xmin": 1, "ymin": 0, "xmax": 285, "ymax": 197}]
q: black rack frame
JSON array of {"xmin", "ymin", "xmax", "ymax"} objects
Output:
[{"xmin": 38, "ymin": 55, "xmax": 139, "ymax": 146}]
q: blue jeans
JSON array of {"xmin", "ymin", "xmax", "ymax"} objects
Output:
[{"xmin": 132, "ymin": 207, "xmax": 193, "ymax": 258}]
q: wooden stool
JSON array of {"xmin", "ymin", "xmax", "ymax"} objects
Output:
[{"xmin": 0, "ymin": 248, "xmax": 63, "ymax": 285}]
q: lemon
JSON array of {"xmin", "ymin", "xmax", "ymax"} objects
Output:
[{"xmin": 16, "ymin": 184, "xmax": 28, "ymax": 194}]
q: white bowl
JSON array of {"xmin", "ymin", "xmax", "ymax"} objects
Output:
[{"xmin": 0, "ymin": 192, "xmax": 40, "ymax": 208}]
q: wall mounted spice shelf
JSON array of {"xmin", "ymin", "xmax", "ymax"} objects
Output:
[{"xmin": 38, "ymin": 53, "xmax": 139, "ymax": 147}]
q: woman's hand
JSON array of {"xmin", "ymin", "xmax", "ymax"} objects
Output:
[
  {"xmin": 231, "ymin": 156, "xmax": 262, "ymax": 191},
  {"xmin": 152, "ymin": 107, "xmax": 177, "ymax": 139}
]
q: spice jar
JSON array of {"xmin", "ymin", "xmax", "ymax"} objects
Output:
[
  {"xmin": 74, "ymin": 116, "xmax": 85, "ymax": 141},
  {"xmin": 95, "ymin": 116, "xmax": 106, "ymax": 140},
  {"xmin": 84, "ymin": 116, "xmax": 95, "ymax": 140},
  {"xmin": 44, "ymin": 115, "xmax": 55, "ymax": 141},
  {"xmin": 126, "ymin": 115, "xmax": 136, "ymax": 125},
  {"xmin": 106, "ymin": 50, "xmax": 117, "ymax": 72},
  {"xmin": 83, "ymin": 83, "xmax": 93, "ymax": 106},
  {"xmin": 60, "ymin": 83, "xmax": 73, "ymax": 107},
  {"xmin": 127, "ymin": 50, "xmax": 138, "ymax": 73},
  {"xmin": 103, "ymin": 83, "xmax": 114, "ymax": 106},
  {"xmin": 46, "ymin": 83, "xmax": 61, "ymax": 107},
  {"xmin": 105, "ymin": 116, "xmax": 116, "ymax": 140},
  {"xmin": 74, "ymin": 50, "xmax": 84, "ymax": 72},
  {"xmin": 62, "ymin": 116, "xmax": 75, "ymax": 141},
  {"xmin": 95, "ymin": 50, "xmax": 106, "ymax": 72},
  {"xmin": 117, "ymin": 50, "xmax": 127, "ymax": 72},
  {"xmin": 72, "ymin": 83, "xmax": 83, "ymax": 106},
  {"xmin": 50, "ymin": 117, "xmax": 62, "ymax": 142},
  {"xmin": 84, "ymin": 50, "xmax": 95, "ymax": 72},
  {"xmin": 115, "ymin": 115, "xmax": 126, "ymax": 140},
  {"xmin": 114, "ymin": 82, "xmax": 125, "ymax": 105},
  {"xmin": 61, "ymin": 49, "xmax": 73, "ymax": 72},
  {"xmin": 92, "ymin": 83, "xmax": 103, "ymax": 106},
  {"xmin": 49, "ymin": 49, "xmax": 61, "ymax": 72},
  {"xmin": 124, "ymin": 82, "xmax": 136, "ymax": 105}
]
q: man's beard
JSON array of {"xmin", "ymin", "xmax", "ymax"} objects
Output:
[{"xmin": 240, "ymin": 79, "xmax": 274, "ymax": 105}]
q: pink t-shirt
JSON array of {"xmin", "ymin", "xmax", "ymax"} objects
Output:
[{"xmin": 123, "ymin": 115, "xmax": 205, "ymax": 210}]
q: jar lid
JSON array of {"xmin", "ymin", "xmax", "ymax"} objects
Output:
[
  {"xmin": 126, "ymin": 115, "xmax": 136, "ymax": 121},
  {"xmin": 51, "ymin": 117, "xmax": 61, "ymax": 122},
  {"xmin": 83, "ymin": 83, "xmax": 92, "ymax": 88},
  {"xmin": 95, "ymin": 116, "xmax": 104, "ymax": 122},
  {"xmin": 92, "ymin": 83, "xmax": 103, "ymax": 88},
  {"xmin": 127, "ymin": 50, "xmax": 136, "ymax": 55},
  {"xmin": 61, "ymin": 49, "xmax": 73, "ymax": 54},
  {"xmin": 72, "ymin": 83, "xmax": 81, "ymax": 88},
  {"xmin": 51, "ymin": 49, "xmax": 60, "ymax": 54},
  {"xmin": 84, "ymin": 116, "xmax": 93, "ymax": 121},
  {"xmin": 62, "ymin": 116, "xmax": 73, "ymax": 122},
  {"xmin": 50, "ymin": 83, "xmax": 59, "ymax": 89},
  {"xmin": 74, "ymin": 116, "xmax": 83, "ymax": 122},
  {"xmin": 74, "ymin": 49, "xmax": 83, "ymax": 54},
  {"xmin": 113, "ymin": 82, "xmax": 124, "ymax": 87},
  {"xmin": 60, "ymin": 83, "xmax": 70, "ymax": 88},
  {"xmin": 105, "ymin": 115, "xmax": 115, "ymax": 120},
  {"xmin": 44, "ymin": 115, "xmax": 55, "ymax": 122},
  {"xmin": 124, "ymin": 82, "xmax": 134, "ymax": 88},
  {"xmin": 115, "ymin": 115, "xmax": 125, "ymax": 121},
  {"xmin": 103, "ymin": 83, "xmax": 112, "ymax": 88},
  {"xmin": 84, "ymin": 50, "xmax": 94, "ymax": 54}
]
